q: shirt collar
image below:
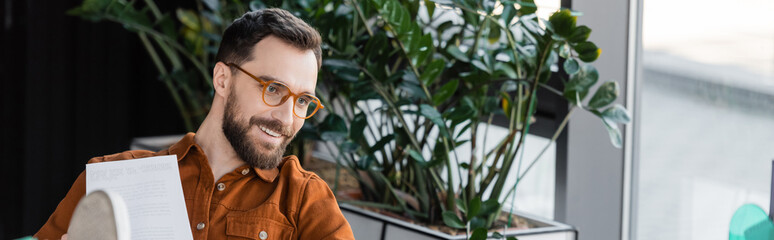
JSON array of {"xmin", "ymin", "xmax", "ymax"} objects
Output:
[{"xmin": 167, "ymin": 132, "xmax": 284, "ymax": 183}]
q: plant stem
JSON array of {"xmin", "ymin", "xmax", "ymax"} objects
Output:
[
  {"xmin": 138, "ymin": 33, "xmax": 194, "ymax": 132},
  {"xmin": 103, "ymin": 15, "xmax": 212, "ymax": 88},
  {"xmin": 350, "ymin": 0, "xmax": 373, "ymax": 37},
  {"xmin": 488, "ymin": 38, "xmax": 554, "ymax": 202},
  {"xmin": 516, "ymin": 107, "xmax": 575, "ymax": 183}
]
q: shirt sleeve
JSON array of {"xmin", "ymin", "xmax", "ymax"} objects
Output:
[
  {"xmin": 33, "ymin": 170, "xmax": 86, "ymax": 240},
  {"xmin": 296, "ymin": 176, "xmax": 355, "ymax": 240}
]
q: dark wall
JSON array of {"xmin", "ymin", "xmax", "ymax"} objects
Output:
[{"xmin": 1, "ymin": 0, "xmax": 191, "ymax": 238}]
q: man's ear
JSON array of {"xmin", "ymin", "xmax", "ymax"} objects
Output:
[{"xmin": 212, "ymin": 62, "xmax": 232, "ymax": 99}]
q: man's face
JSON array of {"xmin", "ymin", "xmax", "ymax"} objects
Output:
[{"xmin": 222, "ymin": 36, "xmax": 318, "ymax": 169}]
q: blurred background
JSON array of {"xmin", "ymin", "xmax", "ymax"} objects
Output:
[{"xmin": 0, "ymin": 0, "xmax": 190, "ymax": 238}]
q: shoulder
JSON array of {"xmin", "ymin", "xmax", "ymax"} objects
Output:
[
  {"xmin": 278, "ymin": 155, "xmax": 322, "ymax": 181},
  {"xmin": 276, "ymin": 156, "xmax": 332, "ymax": 197},
  {"xmin": 86, "ymin": 149, "xmax": 165, "ymax": 164},
  {"xmin": 278, "ymin": 155, "xmax": 325, "ymax": 183}
]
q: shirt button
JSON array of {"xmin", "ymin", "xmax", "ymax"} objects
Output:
[
  {"xmin": 196, "ymin": 222, "xmax": 205, "ymax": 230},
  {"xmin": 217, "ymin": 183, "xmax": 226, "ymax": 191},
  {"xmin": 241, "ymin": 168, "xmax": 250, "ymax": 175},
  {"xmin": 259, "ymin": 231, "xmax": 268, "ymax": 240}
]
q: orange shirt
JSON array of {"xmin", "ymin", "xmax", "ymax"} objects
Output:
[{"xmin": 35, "ymin": 133, "xmax": 354, "ymax": 240}]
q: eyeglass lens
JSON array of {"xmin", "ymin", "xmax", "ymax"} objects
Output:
[{"xmin": 262, "ymin": 82, "xmax": 320, "ymax": 118}]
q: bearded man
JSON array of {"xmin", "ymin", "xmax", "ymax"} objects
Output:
[{"xmin": 35, "ymin": 8, "xmax": 354, "ymax": 240}]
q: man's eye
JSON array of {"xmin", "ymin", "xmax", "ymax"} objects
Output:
[
  {"xmin": 297, "ymin": 98, "xmax": 308, "ymax": 106},
  {"xmin": 267, "ymin": 86, "xmax": 277, "ymax": 93}
]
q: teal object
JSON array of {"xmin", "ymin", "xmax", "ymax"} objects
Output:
[{"xmin": 730, "ymin": 204, "xmax": 774, "ymax": 240}]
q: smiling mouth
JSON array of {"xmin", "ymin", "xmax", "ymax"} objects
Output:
[{"xmin": 259, "ymin": 125, "xmax": 282, "ymax": 138}]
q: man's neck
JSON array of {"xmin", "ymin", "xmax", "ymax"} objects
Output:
[{"xmin": 194, "ymin": 116, "xmax": 246, "ymax": 182}]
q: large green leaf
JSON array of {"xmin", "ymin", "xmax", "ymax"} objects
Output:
[
  {"xmin": 569, "ymin": 25, "xmax": 591, "ymax": 43},
  {"xmin": 559, "ymin": 43, "xmax": 571, "ymax": 59},
  {"xmin": 515, "ymin": 0, "xmax": 537, "ymax": 15},
  {"xmin": 563, "ymin": 64, "xmax": 598, "ymax": 105},
  {"xmin": 601, "ymin": 104, "xmax": 631, "ymax": 124},
  {"xmin": 601, "ymin": 118, "xmax": 623, "ymax": 148},
  {"xmin": 419, "ymin": 104, "xmax": 450, "ymax": 139},
  {"xmin": 320, "ymin": 114, "xmax": 348, "ymax": 142},
  {"xmin": 432, "ymin": 79, "xmax": 459, "ymax": 106},
  {"xmin": 381, "ymin": 0, "xmax": 412, "ymax": 35},
  {"xmin": 408, "ymin": 149, "xmax": 427, "ymax": 165},
  {"xmin": 470, "ymin": 228, "xmax": 488, "ymax": 240},
  {"xmin": 575, "ymin": 41, "xmax": 601, "ymax": 62},
  {"xmin": 563, "ymin": 58, "xmax": 580, "ymax": 75},
  {"xmin": 399, "ymin": 81, "xmax": 428, "ymax": 100},
  {"xmin": 472, "ymin": 59, "xmax": 491, "ymax": 74},
  {"xmin": 371, "ymin": 0, "xmax": 387, "ymax": 7},
  {"xmin": 400, "ymin": 25, "xmax": 421, "ymax": 55},
  {"xmin": 442, "ymin": 210, "xmax": 465, "ymax": 229},
  {"xmin": 447, "ymin": 96, "xmax": 477, "ymax": 126},
  {"xmin": 501, "ymin": 3, "xmax": 518, "ymax": 25},
  {"xmin": 488, "ymin": 20, "xmax": 501, "ymax": 44},
  {"xmin": 455, "ymin": 198, "xmax": 467, "ymax": 214},
  {"xmin": 323, "ymin": 59, "xmax": 360, "ymax": 82},
  {"xmin": 365, "ymin": 32, "xmax": 388, "ymax": 60},
  {"xmin": 340, "ymin": 141, "xmax": 360, "ymax": 153},
  {"xmin": 349, "ymin": 113, "xmax": 368, "ymax": 142},
  {"xmin": 469, "ymin": 216, "xmax": 486, "ymax": 230},
  {"xmin": 424, "ymin": 0, "xmax": 435, "ymax": 17},
  {"xmin": 477, "ymin": 198, "xmax": 500, "ymax": 217},
  {"xmin": 67, "ymin": 0, "xmax": 112, "ymax": 17},
  {"xmin": 467, "ymin": 197, "xmax": 482, "ymax": 219},
  {"xmin": 446, "ymin": 45, "xmax": 470, "ymax": 62},
  {"xmin": 496, "ymin": 62, "xmax": 518, "ymax": 79},
  {"xmin": 500, "ymin": 80, "xmax": 518, "ymax": 92},
  {"xmin": 412, "ymin": 33, "xmax": 434, "ymax": 66},
  {"xmin": 588, "ymin": 81, "xmax": 619, "ymax": 109},
  {"xmin": 420, "ymin": 59, "xmax": 445, "ymax": 86},
  {"xmin": 548, "ymin": 9, "xmax": 576, "ymax": 38},
  {"xmin": 177, "ymin": 9, "xmax": 201, "ymax": 31},
  {"xmin": 565, "ymin": 64, "xmax": 599, "ymax": 92},
  {"xmin": 369, "ymin": 134, "xmax": 395, "ymax": 154}
]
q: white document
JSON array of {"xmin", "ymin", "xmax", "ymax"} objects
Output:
[{"xmin": 86, "ymin": 155, "xmax": 193, "ymax": 240}]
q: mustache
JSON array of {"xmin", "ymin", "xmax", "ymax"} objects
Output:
[{"xmin": 250, "ymin": 117, "xmax": 294, "ymax": 137}]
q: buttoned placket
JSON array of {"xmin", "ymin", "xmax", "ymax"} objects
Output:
[
  {"xmin": 191, "ymin": 148, "xmax": 214, "ymax": 239},
  {"xmin": 192, "ymin": 156, "xmax": 257, "ymax": 239}
]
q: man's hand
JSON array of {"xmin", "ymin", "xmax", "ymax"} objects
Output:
[{"xmin": 60, "ymin": 233, "xmax": 67, "ymax": 240}]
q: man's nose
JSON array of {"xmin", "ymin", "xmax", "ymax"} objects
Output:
[{"xmin": 271, "ymin": 98, "xmax": 295, "ymax": 127}]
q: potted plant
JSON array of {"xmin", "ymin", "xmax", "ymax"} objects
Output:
[
  {"xmin": 68, "ymin": 0, "xmax": 631, "ymax": 239},
  {"xmin": 307, "ymin": 0, "xmax": 630, "ymax": 239}
]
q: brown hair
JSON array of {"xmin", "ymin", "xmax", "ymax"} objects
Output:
[{"xmin": 215, "ymin": 8, "xmax": 322, "ymax": 70}]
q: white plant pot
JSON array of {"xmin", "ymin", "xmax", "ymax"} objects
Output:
[
  {"xmin": 130, "ymin": 134, "xmax": 186, "ymax": 151},
  {"xmin": 340, "ymin": 204, "xmax": 576, "ymax": 240}
]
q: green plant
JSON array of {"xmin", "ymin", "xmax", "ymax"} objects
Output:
[
  {"xmin": 67, "ymin": 0, "xmax": 258, "ymax": 131},
  {"xmin": 69, "ymin": 0, "xmax": 631, "ymax": 238},
  {"xmin": 307, "ymin": 0, "xmax": 631, "ymax": 238}
]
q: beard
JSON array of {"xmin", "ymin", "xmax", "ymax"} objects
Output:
[{"xmin": 221, "ymin": 91, "xmax": 295, "ymax": 169}]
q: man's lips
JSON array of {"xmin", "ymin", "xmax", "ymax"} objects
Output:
[{"xmin": 259, "ymin": 125, "xmax": 282, "ymax": 137}]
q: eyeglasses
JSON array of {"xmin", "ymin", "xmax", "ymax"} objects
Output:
[{"xmin": 227, "ymin": 63, "xmax": 324, "ymax": 119}]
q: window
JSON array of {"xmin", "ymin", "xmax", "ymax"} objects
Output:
[{"xmin": 635, "ymin": 0, "xmax": 774, "ymax": 238}]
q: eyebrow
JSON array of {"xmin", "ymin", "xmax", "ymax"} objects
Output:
[{"xmin": 257, "ymin": 74, "xmax": 316, "ymax": 96}]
